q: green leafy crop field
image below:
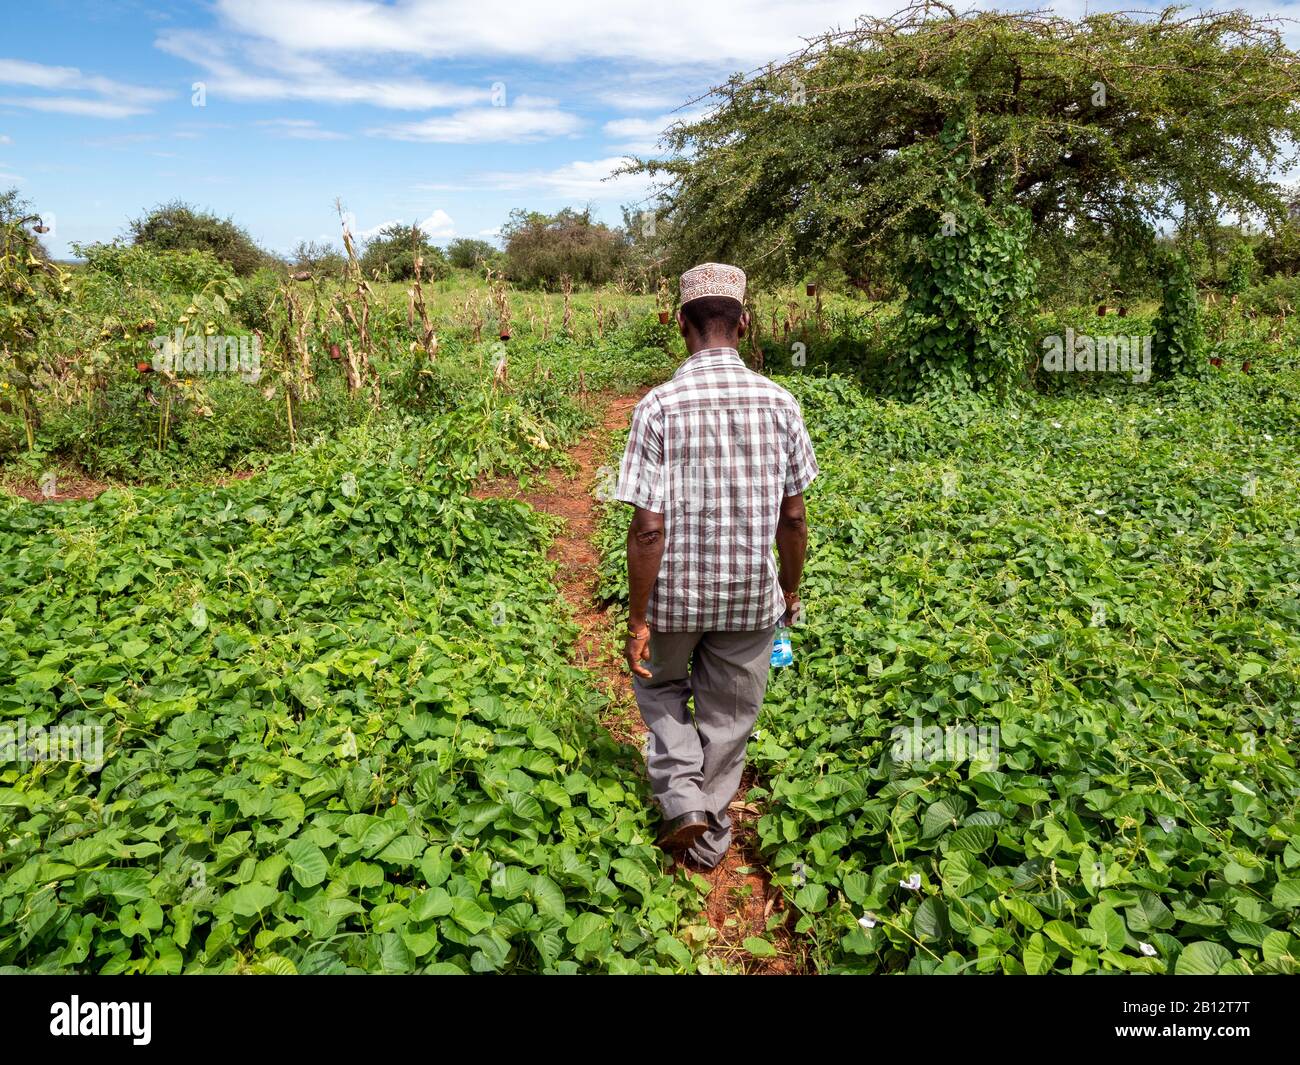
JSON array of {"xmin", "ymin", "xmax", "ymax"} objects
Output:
[{"xmin": 3, "ymin": 315, "xmax": 1298, "ymax": 975}]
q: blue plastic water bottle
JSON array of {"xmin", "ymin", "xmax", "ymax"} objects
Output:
[{"xmin": 771, "ymin": 626, "xmax": 793, "ymax": 668}]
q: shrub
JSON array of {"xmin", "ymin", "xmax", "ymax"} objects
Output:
[
  {"xmin": 73, "ymin": 241, "xmax": 233, "ymax": 292},
  {"xmin": 290, "ymin": 240, "xmax": 347, "ymax": 281},
  {"xmin": 230, "ymin": 268, "xmax": 285, "ymax": 334},
  {"xmin": 0, "ymin": 187, "xmax": 50, "ymax": 261},
  {"xmin": 502, "ymin": 208, "xmax": 628, "ymax": 289},
  {"xmin": 1257, "ymin": 221, "xmax": 1300, "ymax": 277},
  {"xmin": 1240, "ymin": 273, "xmax": 1300, "ymax": 316},
  {"xmin": 358, "ymin": 224, "xmax": 450, "ymax": 282},
  {"xmin": 2, "ymin": 196, "xmax": 70, "ymax": 451},
  {"xmin": 128, "ymin": 200, "xmax": 273, "ymax": 276},
  {"xmin": 447, "ymin": 238, "xmax": 499, "ymax": 270}
]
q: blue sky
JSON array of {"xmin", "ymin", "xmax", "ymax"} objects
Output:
[
  {"xmin": 0, "ymin": 0, "xmax": 873, "ymax": 258},
  {"xmin": 0, "ymin": 1, "xmax": 1292, "ymax": 259}
]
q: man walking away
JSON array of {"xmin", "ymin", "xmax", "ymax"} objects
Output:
[{"xmin": 615, "ymin": 262, "xmax": 818, "ymax": 870}]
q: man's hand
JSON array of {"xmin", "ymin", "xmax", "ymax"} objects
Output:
[
  {"xmin": 624, "ymin": 623, "xmax": 652, "ymax": 679},
  {"xmin": 781, "ymin": 588, "xmax": 803, "ymax": 627}
]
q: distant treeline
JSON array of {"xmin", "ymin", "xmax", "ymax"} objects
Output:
[{"xmin": 28, "ymin": 197, "xmax": 669, "ymax": 292}]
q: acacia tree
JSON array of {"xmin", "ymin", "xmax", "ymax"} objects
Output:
[
  {"xmin": 626, "ymin": 5, "xmax": 1300, "ymax": 392},
  {"xmin": 634, "ymin": 5, "xmax": 1300, "ymax": 275}
]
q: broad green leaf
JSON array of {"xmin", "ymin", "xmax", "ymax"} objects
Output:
[
  {"xmin": 222, "ymin": 883, "xmax": 279, "ymax": 918},
  {"xmin": 913, "ymin": 897, "xmax": 949, "ymax": 941},
  {"xmin": 1175, "ymin": 941, "xmax": 1235, "ymax": 976},
  {"xmin": 285, "ymin": 840, "xmax": 329, "ymax": 888}
]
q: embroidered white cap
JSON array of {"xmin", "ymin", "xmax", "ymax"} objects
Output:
[{"xmin": 679, "ymin": 262, "xmax": 746, "ymax": 306}]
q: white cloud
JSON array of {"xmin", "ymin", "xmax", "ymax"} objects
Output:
[
  {"xmin": 604, "ymin": 116, "xmax": 664, "ymax": 140},
  {"xmin": 419, "ymin": 210, "xmax": 455, "ymax": 237},
  {"xmin": 600, "ymin": 90, "xmax": 686, "ymax": 112},
  {"xmin": 357, "ymin": 218, "xmax": 401, "ymax": 241},
  {"xmin": 0, "ymin": 96, "xmax": 151, "ymax": 119},
  {"xmin": 369, "ymin": 105, "xmax": 580, "ymax": 143},
  {"xmin": 257, "ymin": 118, "xmax": 349, "ymax": 140},
  {"xmin": 356, "ymin": 210, "xmax": 455, "ymax": 240},
  {"xmin": 82, "ymin": 132, "xmax": 158, "ymax": 149},
  {"xmin": 603, "ymin": 109, "xmax": 708, "ymax": 153},
  {"xmin": 156, "ymin": 30, "xmax": 487, "ymax": 110},
  {"xmin": 416, "ymin": 158, "xmax": 652, "ymax": 201},
  {"xmin": 0, "ymin": 58, "xmax": 169, "ymax": 104},
  {"xmin": 0, "ymin": 58, "xmax": 169, "ymax": 118},
  {"xmin": 209, "ymin": 0, "xmax": 873, "ymax": 66},
  {"xmin": 476, "ymin": 156, "xmax": 657, "ymax": 201},
  {"xmin": 0, "ymin": 134, "xmax": 12, "ymax": 145},
  {"xmin": 512, "ymin": 94, "xmax": 560, "ymax": 109}
]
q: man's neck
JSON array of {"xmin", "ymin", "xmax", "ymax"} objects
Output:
[{"xmin": 685, "ymin": 337, "xmax": 740, "ymax": 355}]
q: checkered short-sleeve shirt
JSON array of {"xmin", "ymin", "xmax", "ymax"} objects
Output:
[{"xmin": 615, "ymin": 347, "xmax": 819, "ymax": 632}]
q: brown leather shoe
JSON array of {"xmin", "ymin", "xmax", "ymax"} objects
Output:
[{"xmin": 656, "ymin": 811, "xmax": 708, "ymax": 850}]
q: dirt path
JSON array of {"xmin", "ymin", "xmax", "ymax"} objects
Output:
[
  {"xmin": 1, "ymin": 471, "xmax": 111, "ymax": 503},
  {"xmin": 477, "ymin": 388, "xmax": 804, "ymax": 974},
  {"xmin": 2, "ymin": 467, "xmax": 254, "ymax": 504},
  {"xmin": 474, "ymin": 389, "xmax": 645, "ymax": 731}
]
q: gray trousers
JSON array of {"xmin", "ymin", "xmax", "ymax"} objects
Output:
[{"xmin": 632, "ymin": 626, "xmax": 775, "ymax": 867}]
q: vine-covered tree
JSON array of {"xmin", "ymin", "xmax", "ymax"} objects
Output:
[
  {"xmin": 628, "ymin": 5, "xmax": 1300, "ymax": 285},
  {"xmin": 1224, "ymin": 239, "xmax": 1257, "ymax": 295},
  {"xmin": 1152, "ymin": 248, "xmax": 1206, "ymax": 378}
]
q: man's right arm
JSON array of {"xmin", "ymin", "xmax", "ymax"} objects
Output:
[
  {"xmin": 776, "ymin": 493, "xmax": 808, "ymax": 625},
  {"xmin": 778, "ymin": 403, "xmax": 818, "ymax": 625}
]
